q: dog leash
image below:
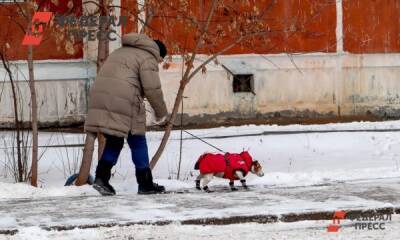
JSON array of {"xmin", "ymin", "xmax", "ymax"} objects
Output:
[
  {"xmin": 182, "ymin": 129, "xmax": 226, "ymax": 153},
  {"xmin": 176, "ymin": 98, "xmax": 225, "ymax": 179},
  {"xmin": 174, "ymin": 97, "xmax": 226, "ymax": 154},
  {"xmin": 183, "ymin": 129, "xmax": 230, "ymax": 168}
]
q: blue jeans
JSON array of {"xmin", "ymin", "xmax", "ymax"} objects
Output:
[{"xmin": 99, "ymin": 133, "xmax": 150, "ymax": 170}]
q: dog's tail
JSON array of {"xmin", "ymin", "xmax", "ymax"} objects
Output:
[
  {"xmin": 194, "ymin": 160, "xmax": 200, "ymax": 170},
  {"xmin": 194, "ymin": 153, "xmax": 207, "ymax": 170}
]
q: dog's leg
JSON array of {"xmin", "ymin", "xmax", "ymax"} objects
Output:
[
  {"xmin": 235, "ymin": 171, "xmax": 248, "ymax": 189},
  {"xmin": 240, "ymin": 179, "xmax": 248, "ymax": 189},
  {"xmin": 195, "ymin": 174, "xmax": 202, "ymax": 190},
  {"xmin": 229, "ymin": 181, "xmax": 238, "ymax": 191},
  {"xmin": 201, "ymin": 174, "xmax": 214, "ymax": 193}
]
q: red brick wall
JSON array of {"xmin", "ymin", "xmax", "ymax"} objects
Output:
[
  {"xmin": 343, "ymin": 0, "xmax": 400, "ymax": 53},
  {"xmin": 2, "ymin": 0, "xmax": 399, "ymax": 60},
  {"xmin": 121, "ymin": 0, "xmax": 137, "ymax": 34},
  {"xmin": 146, "ymin": 0, "xmax": 337, "ymax": 54},
  {"xmin": 0, "ymin": 0, "xmax": 83, "ymax": 61},
  {"xmin": 221, "ymin": 0, "xmax": 337, "ymax": 54}
]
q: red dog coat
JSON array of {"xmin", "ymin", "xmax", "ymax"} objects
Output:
[{"xmin": 195, "ymin": 151, "xmax": 253, "ymax": 180}]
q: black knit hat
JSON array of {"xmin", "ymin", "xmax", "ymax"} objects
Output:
[{"xmin": 154, "ymin": 40, "xmax": 167, "ymax": 59}]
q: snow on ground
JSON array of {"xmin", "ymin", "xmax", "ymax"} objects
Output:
[
  {"xmin": 1, "ymin": 177, "xmax": 399, "ymax": 230},
  {"xmin": 1, "ymin": 121, "xmax": 400, "ymax": 239},
  {"xmin": 1, "ymin": 120, "xmax": 400, "ymax": 198},
  {"xmin": 2, "ymin": 215, "xmax": 400, "ymax": 240}
]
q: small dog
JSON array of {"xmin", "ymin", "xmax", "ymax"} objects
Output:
[{"xmin": 194, "ymin": 151, "xmax": 264, "ymax": 192}]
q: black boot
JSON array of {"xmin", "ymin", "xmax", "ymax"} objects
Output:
[
  {"xmin": 93, "ymin": 161, "xmax": 116, "ymax": 196},
  {"xmin": 136, "ymin": 168, "xmax": 165, "ymax": 194}
]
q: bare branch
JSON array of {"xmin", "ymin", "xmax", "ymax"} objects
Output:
[
  {"xmin": 182, "ymin": 0, "xmax": 219, "ymax": 81},
  {"xmin": 0, "ymin": 50, "xmax": 23, "ymax": 182},
  {"xmin": 188, "ymin": 30, "xmax": 273, "ymax": 80},
  {"xmin": 15, "ymin": 0, "xmax": 28, "ymax": 20}
]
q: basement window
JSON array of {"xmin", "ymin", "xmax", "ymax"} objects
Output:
[{"xmin": 233, "ymin": 74, "xmax": 254, "ymax": 93}]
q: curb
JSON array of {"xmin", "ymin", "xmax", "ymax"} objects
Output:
[{"xmin": 1, "ymin": 207, "xmax": 399, "ymax": 236}]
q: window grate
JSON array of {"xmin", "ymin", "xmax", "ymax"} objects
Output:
[{"xmin": 233, "ymin": 74, "xmax": 254, "ymax": 93}]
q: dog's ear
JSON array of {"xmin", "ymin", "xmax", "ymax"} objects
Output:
[
  {"xmin": 252, "ymin": 161, "xmax": 262, "ymax": 170},
  {"xmin": 252, "ymin": 160, "xmax": 259, "ymax": 166}
]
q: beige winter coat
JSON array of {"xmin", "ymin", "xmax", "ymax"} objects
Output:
[{"xmin": 84, "ymin": 33, "xmax": 168, "ymax": 137}]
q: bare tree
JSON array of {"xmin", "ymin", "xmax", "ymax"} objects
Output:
[
  {"xmin": 76, "ymin": 0, "xmax": 115, "ymax": 185},
  {"xmin": 10, "ymin": 0, "xmax": 42, "ymax": 186},
  {"xmin": 75, "ymin": 0, "xmax": 162, "ymax": 185},
  {"xmin": 147, "ymin": 0, "xmax": 278, "ymax": 168},
  {"xmin": 75, "ymin": 0, "xmax": 330, "ymax": 181},
  {"xmin": 25, "ymin": 0, "xmax": 39, "ymax": 187},
  {"xmin": 0, "ymin": 50, "xmax": 23, "ymax": 182},
  {"xmin": 0, "ymin": 0, "xmax": 80, "ymax": 186}
]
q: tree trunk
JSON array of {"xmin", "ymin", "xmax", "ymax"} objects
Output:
[
  {"xmin": 96, "ymin": 0, "xmax": 110, "ymax": 70},
  {"xmin": 97, "ymin": 133, "xmax": 106, "ymax": 159},
  {"xmin": 76, "ymin": 0, "xmax": 110, "ymax": 185},
  {"xmin": 95, "ymin": 0, "xmax": 109, "ymax": 160},
  {"xmin": 24, "ymin": 0, "xmax": 39, "ymax": 187},
  {"xmin": 149, "ymin": 0, "xmax": 219, "ymax": 169},
  {"xmin": 75, "ymin": 132, "xmax": 96, "ymax": 185},
  {"xmin": 28, "ymin": 45, "xmax": 38, "ymax": 187},
  {"xmin": 150, "ymin": 83, "xmax": 187, "ymax": 169}
]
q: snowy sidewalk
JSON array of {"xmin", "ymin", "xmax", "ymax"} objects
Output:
[{"xmin": 1, "ymin": 177, "xmax": 400, "ymax": 234}]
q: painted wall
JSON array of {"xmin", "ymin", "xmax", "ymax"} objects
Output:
[
  {"xmin": 0, "ymin": 61, "xmax": 95, "ymax": 127},
  {"xmin": 148, "ymin": 0, "xmax": 337, "ymax": 54},
  {"xmin": 0, "ymin": 0, "xmax": 83, "ymax": 60},
  {"xmin": 161, "ymin": 53, "xmax": 400, "ymax": 124},
  {"xmin": 343, "ymin": 0, "xmax": 400, "ymax": 53},
  {"xmin": 1, "ymin": 53, "xmax": 400, "ymax": 127},
  {"xmin": 1, "ymin": 1, "xmax": 399, "ymax": 58}
]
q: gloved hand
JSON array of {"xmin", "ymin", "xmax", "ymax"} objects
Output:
[{"xmin": 153, "ymin": 114, "xmax": 171, "ymax": 127}]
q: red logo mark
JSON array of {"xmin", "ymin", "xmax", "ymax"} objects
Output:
[
  {"xmin": 22, "ymin": 12, "xmax": 53, "ymax": 46},
  {"xmin": 327, "ymin": 210, "xmax": 346, "ymax": 232}
]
